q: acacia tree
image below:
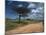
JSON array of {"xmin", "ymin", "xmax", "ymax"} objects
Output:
[
  {"xmin": 11, "ymin": 4, "xmax": 30, "ymax": 24},
  {"xmin": 11, "ymin": 2, "xmax": 36, "ymax": 24}
]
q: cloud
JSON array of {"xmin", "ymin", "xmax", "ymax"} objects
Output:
[
  {"xmin": 32, "ymin": 9, "xmax": 39, "ymax": 13},
  {"xmin": 27, "ymin": 3, "xmax": 36, "ymax": 8},
  {"xmin": 26, "ymin": 6, "xmax": 44, "ymax": 20},
  {"xmin": 18, "ymin": 4, "xmax": 23, "ymax": 7}
]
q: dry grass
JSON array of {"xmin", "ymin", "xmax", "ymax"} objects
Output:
[{"xmin": 6, "ymin": 22, "xmax": 44, "ymax": 35}]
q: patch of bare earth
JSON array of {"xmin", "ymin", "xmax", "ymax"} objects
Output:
[{"xmin": 6, "ymin": 22, "xmax": 44, "ymax": 35}]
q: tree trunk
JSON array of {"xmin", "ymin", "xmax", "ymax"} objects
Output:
[{"xmin": 19, "ymin": 14, "xmax": 21, "ymax": 24}]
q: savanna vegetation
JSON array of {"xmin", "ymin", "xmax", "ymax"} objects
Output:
[{"xmin": 5, "ymin": 18, "xmax": 43, "ymax": 31}]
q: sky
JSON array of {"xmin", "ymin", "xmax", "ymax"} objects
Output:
[{"xmin": 5, "ymin": 1, "xmax": 44, "ymax": 20}]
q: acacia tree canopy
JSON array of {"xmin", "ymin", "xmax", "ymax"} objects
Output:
[{"xmin": 11, "ymin": 5, "xmax": 30, "ymax": 17}]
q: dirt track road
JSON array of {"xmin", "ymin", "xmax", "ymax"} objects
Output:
[{"xmin": 6, "ymin": 22, "xmax": 44, "ymax": 35}]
